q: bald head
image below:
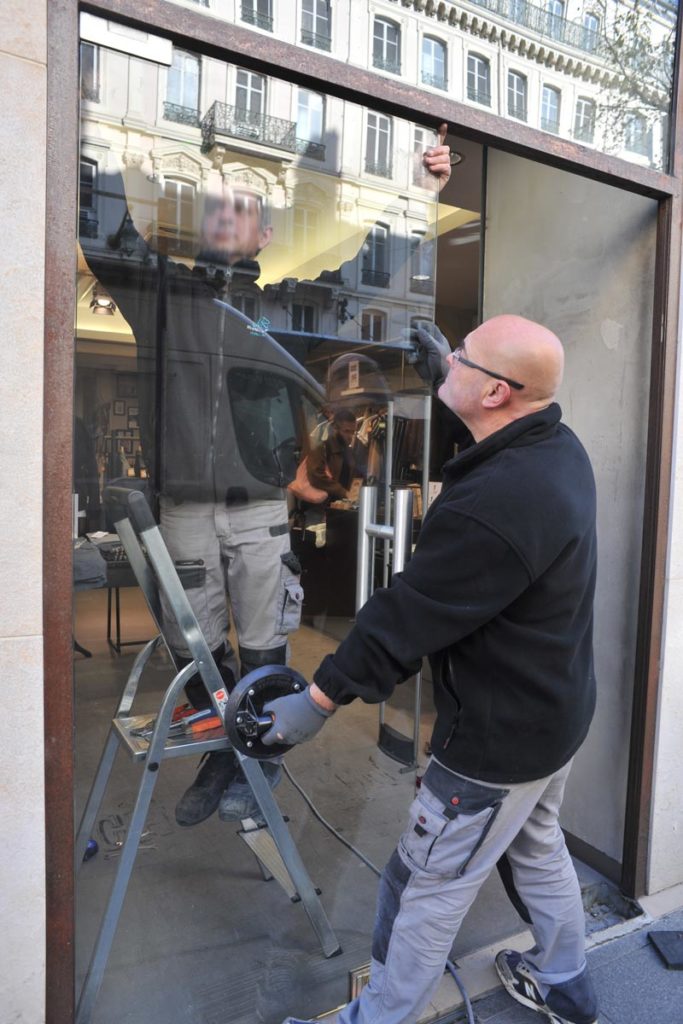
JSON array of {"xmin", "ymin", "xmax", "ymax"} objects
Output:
[
  {"xmin": 469, "ymin": 315, "xmax": 564, "ymax": 405},
  {"xmin": 438, "ymin": 314, "xmax": 564, "ymax": 441}
]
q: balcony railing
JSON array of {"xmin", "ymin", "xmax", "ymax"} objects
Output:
[
  {"xmin": 410, "ymin": 276, "xmax": 433, "ymax": 294},
  {"xmin": 540, "ymin": 116, "xmax": 560, "ymax": 133},
  {"xmin": 421, "ymin": 71, "xmax": 447, "ymax": 90},
  {"xmin": 362, "ymin": 268, "xmax": 390, "ymax": 288},
  {"xmin": 373, "ymin": 57, "xmax": 401, "ymax": 75},
  {"xmin": 295, "ymin": 138, "xmax": 326, "ymax": 160},
  {"xmin": 467, "ymin": 0, "xmax": 601, "ymax": 56},
  {"xmin": 573, "ymin": 124, "xmax": 595, "ymax": 144},
  {"xmin": 508, "ymin": 102, "xmax": 527, "ymax": 121},
  {"xmin": 467, "ymin": 88, "xmax": 491, "ymax": 106},
  {"xmin": 365, "ymin": 159, "xmax": 392, "ymax": 178},
  {"xmin": 164, "ymin": 102, "xmax": 200, "ymax": 127},
  {"xmin": 301, "ymin": 28, "xmax": 332, "ymax": 51},
  {"xmin": 201, "ymin": 102, "xmax": 297, "ymax": 153},
  {"xmin": 241, "ymin": 4, "xmax": 273, "ymax": 31}
]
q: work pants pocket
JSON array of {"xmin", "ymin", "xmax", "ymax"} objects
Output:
[
  {"xmin": 276, "ymin": 552, "xmax": 304, "ymax": 634},
  {"xmin": 399, "ymin": 760, "xmax": 509, "ymax": 879}
]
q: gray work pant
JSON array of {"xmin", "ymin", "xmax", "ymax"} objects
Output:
[
  {"xmin": 340, "ymin": 757, "xmax": 591, "ymax": 1024},
  {"xmin": 159, "ymin": 497, "xmax": 302, "ymax": 668}
]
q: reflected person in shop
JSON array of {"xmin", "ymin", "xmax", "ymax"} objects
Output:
[
  {"xmin": 80, "ymin": 126, "xmax": 453, "ymax": 828},
  {"xmin": 306, "ymin": 408, "xmax": 361, "ymax": 502},
  {"xmin": 263, "ymin": 315, "xmax": 600, "ymax": 1024}
]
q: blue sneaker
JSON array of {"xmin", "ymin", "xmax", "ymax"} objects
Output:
[
  {"xmin": 495, "ymin": 950, "xmax": 598, "ymax": 1024},
  {"xmin": 218, "ymin": 760, "xmax": 282, "ymax": 824}
]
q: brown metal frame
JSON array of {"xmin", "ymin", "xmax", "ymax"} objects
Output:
[
  {"xmin": 44, "ymin": 0, "xmax": 683, "ymax": 1018},
  {"xmin": 621, "ymin": 6, "xmax": 683, "ymax": 897}
]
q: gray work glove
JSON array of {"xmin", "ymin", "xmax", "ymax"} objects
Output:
[
  {"xmin": 261, "ymin": 687, "xmax": 335, "ymax": 747},
  {"xmin": 410, "ymin": 323, "xmax": 451, "ymax": 388}
]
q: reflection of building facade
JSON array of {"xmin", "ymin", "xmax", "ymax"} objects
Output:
[
  {"xmin": 79, "ymin": 15, "xmax": 451, "ymax": 357},
  {"xmin": 145, "ymin": 0, "xmax": 673, "ymax": 169}
]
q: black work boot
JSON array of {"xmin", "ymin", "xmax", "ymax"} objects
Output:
[{"xmin": 175, "ymin": 750, "xmax": 239, "ymax": 827}]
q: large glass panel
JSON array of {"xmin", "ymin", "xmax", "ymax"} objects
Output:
[
  {"xmin": 75, "ymin": 19, "xmax": 483, "ymax": 1024},
  {"xmin": 160, "ymin": 0, "xmax": 680, "ymax": 172}
]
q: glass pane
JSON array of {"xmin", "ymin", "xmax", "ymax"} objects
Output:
[{"xmin": 75, "ymin": 23, "xmax": 482, "ymax": 1024}]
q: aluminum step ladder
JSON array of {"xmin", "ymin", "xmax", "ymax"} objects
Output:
[{"xmin": 74, "ymin": 487, "xmax": 341, "ymax": 1024}]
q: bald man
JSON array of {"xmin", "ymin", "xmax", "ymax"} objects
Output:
[{"xmin": 264, "ymin": 315, "xmax": 599, "ymax": 1024}]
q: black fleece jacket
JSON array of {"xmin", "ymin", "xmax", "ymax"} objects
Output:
[{"xmin": 314, "ymin": 403, "xmax": 597, "ymax": 783}]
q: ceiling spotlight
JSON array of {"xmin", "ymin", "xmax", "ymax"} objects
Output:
[{"xmin": 89, "ymin": 284, "xmax": 116, "ymax": 316}]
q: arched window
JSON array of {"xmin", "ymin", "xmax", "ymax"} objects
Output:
[
  {"xmin": 373, "ymin": 18, "xmax": 401, "ymax": 75},
  {"xmin": 541, "ymin": 85, "xmax": 561, "ymax": 133},
  {"xmin": 422, "ymin": 37, "xmax": 447, "ymax": 90},
  {"xmin": 467, "ymin": 54, "xmax": 491, "ymax": 106},
  {"xmin": 574, "ymin": 97, "xmax": 596, "ymax": 144},
  {"xmin": 624, "ymin": 113, "xmax": 652, "ymax": 159},
  {"xmin": 508, "ymin": 71, "xmax": 527, "ymax": 121}
]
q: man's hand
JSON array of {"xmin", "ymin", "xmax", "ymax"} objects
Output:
[
  {"xmin": 423, "ymin": 123, "xmax": 452, "ymax": 191},
  {"xmin": 411, "ymin": 322, "xmax": 451, "ymax": 387},
  {"xmin": 261, "ymin": 685, "xmax": 336, "ymax": 747}
]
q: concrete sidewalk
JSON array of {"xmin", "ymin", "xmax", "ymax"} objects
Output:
[{"xmin": 455, "ymin": 887, "xmax": 683, "ymax": 1024}]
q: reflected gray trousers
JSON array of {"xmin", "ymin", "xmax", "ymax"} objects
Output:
[
  {"xmin": 339, "ymin": 757, "xmax": 593, "ymax": 1024},
  {"xmin": 158, "ymin": 496, "xmax": 300, "ymax": 669}
]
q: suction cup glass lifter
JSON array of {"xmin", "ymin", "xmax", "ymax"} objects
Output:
[{"xmin": 224, "ymin": 665, "xmax": 307, "ymax": 759}]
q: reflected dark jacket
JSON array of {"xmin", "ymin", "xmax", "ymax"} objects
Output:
[
  {"xmin": 314, "ymin": 403, "xmax": 597, "ymax": 783},
  {"xmin": 82, "ymin": 197, "xmax": 320, "ymax": 505}
]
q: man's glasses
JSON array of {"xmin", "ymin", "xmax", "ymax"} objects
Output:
[{"xmin": 453, "ymin": 349, "xmax": 525, "ymax": 390}]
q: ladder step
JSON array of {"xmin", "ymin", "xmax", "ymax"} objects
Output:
[{"xmin": 238, "ymin": 823, "xmax": 300, "ymax": 899}]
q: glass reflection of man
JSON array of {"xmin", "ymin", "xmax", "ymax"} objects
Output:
[
  {"xmin": 80, "ymin": 124, "xmax": 452, "ymax": 828},
  {"xmin": 81, "ymin": 173, "xmax": 306, "ymax": 829}
]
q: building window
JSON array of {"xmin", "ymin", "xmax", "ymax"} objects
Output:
[
  {"xmin": 507, "ymin": 71, "xmax": 527, "ymax": 121},
  {"xmin": 362, "ymin": 224, "xmax": 390, "ymax": 288},
  {"xmin": 233, "ymin": 291, "xmax": 260, "ymax": 321},
  {"xmin": 365, "ymin": 113, "xmax": 392, "ymax": 178},
  {"xmin": 422, "ymin": 37, "xmax": 447, "ymax": 90},
  {"xmin": 235, "ymin": 69, "xmax": 266, "ymax": 135},
  {"xmin": 574, "ymin": 97, "xmax": 596, "ymax": 144},
  {"xmin": 301, "ymin": 0, "xmax": 331, "ymax": 51},
  {"xmin": 79, "ymin": 158, "xmax": 98, "ymax": 238},
  {"xmin": 624, "ymin": 114, "xmax": 653, "ymax": 159},
  {"xmin": 541, "ymin": 85, "xmax": 561, "ymax": 133},
  {"xmin": 361, "ymin": 309, "xmax": 386, "ymax": 342},
  {"xmin": 546, "ymin": 0, "xmax": 565, "ymax": 40},
  {"xmin": 467, "ymin": 54, "xmax": 491, "ymax": 106},
  {"xmin": 582, "ymin": 11, "xmax": 599, "ymax": 52},
  {"xmin": 296, "ymin": 89, "xmax": 325, "ymax": 159},
  {"xmin": 241, "ymin": 0, "xmax": 273, "ymax": 31},
  {"xmin": 293, "ymin": 206, "xmax": 319, "ymax": 255},
  {"xmin": 410, "ymin": 232, "xmax": 434, "ymax": 294},
  {"xmin": 292, "ymin": 303, "xmax": 317, "ymax": 333},
  {"xmin": 165, "ymin": 49, "xmax": 200, "ymax": 125},
  {"xmin": 80, "ymin": 41, "xmax": 100, "ymax": 102},
  {"xmin": 373, "ymin": 17, "xmax": 401, "ymax": 75},
  {"xmin": 158, "ymin": 179, "xmax": 196, "ymax": 256}
]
